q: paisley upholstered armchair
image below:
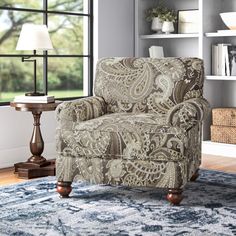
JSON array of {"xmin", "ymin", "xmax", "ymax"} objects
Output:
[{"xmin": 56, "ymin": 57, "xmax": 210, "ymax": 205}]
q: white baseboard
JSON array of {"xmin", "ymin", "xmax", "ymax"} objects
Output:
[
  {"xmin": 0, "ymin": 142, "xmax": 57, "ymax": 168},
  {"xmin": 202, "ymin": 141, "xmax": 236, "ymax": 158}
]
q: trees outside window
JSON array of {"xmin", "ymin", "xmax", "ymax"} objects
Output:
[{"xmin": 0, "ymin": 0, "xmax": 93, "ymax": 104}]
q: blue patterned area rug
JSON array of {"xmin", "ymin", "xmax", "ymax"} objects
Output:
[{"xmin": 0, "ymin": 169, "xmax": 235, "ymax": 236}]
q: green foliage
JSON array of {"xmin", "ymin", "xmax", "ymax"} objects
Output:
[
  {"xmin": 0, "ymin": 58, "xmax": 34, "ymax": 92},
  {"xmin": 0, "ymin": 0, "xmax": 41, "ymax": 9},
  {"xmin": 0, "ymin": 0, "xmax": 83, "ymax": 12},
  {"xmin": 145, "ymin": 1, "xmax": 177, "ymax": 23},
  {"xmin": 160, "ymin": 9, "xmax": 177, "ymax": 22},
  {"xmin": 0, "ymin": 56, "xmax": 83, "ymax": 93},
  {"xmin": 145, "ymin": 6, "xmax": 166, "ymax": 22},
  {"xmin": 48, "ymin": 0, "xmax": 83, "ymax": 12},
  {"xmin": 47, "ymin": 58, "xmax": 83, "ymax": 90}
]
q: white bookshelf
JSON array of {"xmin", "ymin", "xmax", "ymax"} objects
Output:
[
  {"xmin": 135, "ymin": 0, "xmax": 236, "ymax": 154},
  {"xmin": 205, "ymin": 32, "xmax": 236, "ymax": 37},
  {"xmin": 140, "ymin": 34, "xmax": 199, "ymax": 39},
  {"xmin": 206, "ymin": 76, "xmax": 236, "ymax": 81}
]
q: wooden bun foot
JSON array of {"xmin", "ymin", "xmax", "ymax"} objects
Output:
[
  {"xmin": 190, "ymin": 169, "xmax": 199, "ymax": 182},
  {"xmin": 167, "ymin": 188, "xmax": 183, "ymax": 205},
  {"xmin": 57, "ymin": 181, "xmax": 72, "ymax": 198}
]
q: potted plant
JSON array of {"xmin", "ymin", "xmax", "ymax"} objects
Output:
[
  {"xmin": 160, "ymin": 9, "xmax": 177, "ymax": 34},
  {"xmin": 146, "ymin": 5, "xmax": 166, "ymax": 34}
]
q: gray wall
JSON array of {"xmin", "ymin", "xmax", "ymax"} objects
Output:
[{"xmin": 98, "ymin": 0, "xmax": 135, "ymax": 58}]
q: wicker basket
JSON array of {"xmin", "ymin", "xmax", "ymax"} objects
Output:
[
  {"xmin": 212, "ymin": 108, "xmax": 236, "ymax": 127},
  {"xmin": 211, "ymin": 125, "xmax": 236, "ymax": 144}
]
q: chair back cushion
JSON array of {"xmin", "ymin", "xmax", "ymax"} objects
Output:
[{"xmin": 94, "ymin": 57, "xmax": 204, "ymax": 115}]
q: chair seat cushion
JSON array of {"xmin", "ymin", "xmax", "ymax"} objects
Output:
[{"xmin": 60, "ymin": 113, "xmax": 188, "ymax": 162}]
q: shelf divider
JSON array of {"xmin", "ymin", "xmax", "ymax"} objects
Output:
[
  {"xmin": 140, "ymin": 33, "xmax": 199, "ymax": 39},
  {"xmin": 205, "ymin": 32, "xmax": 236, "ymax": 37},
  {"xmin": 206, "ymin": 76, "xmax": 236, "ymax": 81}
]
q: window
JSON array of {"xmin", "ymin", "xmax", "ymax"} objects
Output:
[{"xmin": 0, "ymin": 0, "xmax": 93, "ymax": 104}]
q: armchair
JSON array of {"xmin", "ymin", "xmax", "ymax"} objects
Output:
[{"xmin": 56, "ymin": 57, "xmax": 210, "ymax": 205}]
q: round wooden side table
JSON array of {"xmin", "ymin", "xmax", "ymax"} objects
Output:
[{"xmin": 10, "ymin": 101, "xmax": 61, "ymax": 179}]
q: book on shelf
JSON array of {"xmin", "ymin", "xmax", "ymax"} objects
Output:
[
  {"xmin": 211, "ymin": 43, "xmax": 236, "ymax": 76},
  {"xmin": 228, "ymin": 46, "xmax": 236, "ymax": 76},
  {"xmin": 225, "ymin": 45, "xmax": 230, "ymax": 76},
  {"xmin": 212, "ymin": 45, "xmax": 218, "ymax": 75},
  {"xmin": 14, "ymin": 95, "xmax": 55, "ymax": 103}
]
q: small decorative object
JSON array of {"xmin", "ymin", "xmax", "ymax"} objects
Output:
[
  {"xmin": 161, "ymin": 9, "xmax": 177, "ymax": 34},
  {"xmin": 149, "ymin": 46, "xmax": 164, "ymax": 58},
  {"xmin": 162, "ymin": 21, "xmax": 175, "ymax": 34},
  {"xmin": 16, "ymin": 24, "xmax": 54, "ymax": 96},
  {"xmin": 220, "ymin": 12, "xmax": 236, "ymax": 30},
  {"xmin": 151, "ymin": 17, "xmax": 163, "ymax": 34},
  {"xmin": 178, "ymin": 10, "xmax": 199, "ymax": 34},
  {"xmin": 145, "ymin": 5, "xmax": 165, "ymax": 34},
  {"xmin": 145, "ymin": 4, "xmax": 176, "ymax": 34}
]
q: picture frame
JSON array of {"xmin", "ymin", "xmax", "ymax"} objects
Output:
[{"xmin": 178, "ymin": 10, "xmax": 199, "ymax": 34}]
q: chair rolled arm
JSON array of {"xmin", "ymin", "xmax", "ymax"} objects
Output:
[
  {"xmin": 167, "ymin": 98, "xmax": 210, "ymax": 130},
  {"xmin": 56, "ymin": 96, "xmax": 107, "ymax": 125}
]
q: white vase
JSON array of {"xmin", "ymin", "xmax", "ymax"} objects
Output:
[
  {"xmin": 162, "ymin": 21, "xmax": 174, "ymax": 34},
  {"xmin": 151, "ymin": 17, "xmax": 163, "ymax": 34}
]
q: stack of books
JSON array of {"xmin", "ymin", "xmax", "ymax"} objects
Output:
[
  {"xmin": 14, "ymin": 95, "xmax": 55, "ymax": 103},
  {"xmin": 212, "ymin": 43, "xmax": 236, "ymax": 76}
]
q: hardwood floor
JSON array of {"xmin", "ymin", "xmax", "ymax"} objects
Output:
[
  {"xmin": 0, "ymin": 154, "xmax": 235, "ymax": 186},
  {"xmin": 201, "ymin": 154, "xmax": 236, "ymax": 173},
  {"xmin": 0, "ymin": 167, "xmax": 27, "ymax": 186}
]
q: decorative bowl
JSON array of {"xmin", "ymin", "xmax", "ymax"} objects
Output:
[{"xmin": 220, "ymin": 12, "xmax": 236, "ymax": 30}]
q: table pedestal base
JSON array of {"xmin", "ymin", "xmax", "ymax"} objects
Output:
[
  {"xmin": 10, "ymin": 101, "xmax": 60, "ymax": 179},
  {"xmin": 14, "ymin": 160, "xmax": 55, "ymax": 179}
]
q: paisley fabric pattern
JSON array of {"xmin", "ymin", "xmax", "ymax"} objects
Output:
[
  {"xmin": 56, "ymin": 57, "xmax": 210, "ymax": 190},
  {"xmin": 57, "ymin": 112, "xmax": 188, "ymax": 161},
  {"xmin": 56, "ymin": 156, "xmax": 187, "ymax": 188},
  {"xmin": 167, "ymin": 97, "xmax": 210, "ymax": 131},
  {"xmin": 94, "ymin": 57, "xmax": 204, "ymax": 114}
]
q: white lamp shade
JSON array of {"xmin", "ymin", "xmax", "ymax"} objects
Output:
[{"xmin": 16, "ymin": 24, "xmax": 53, "ymax": 51}]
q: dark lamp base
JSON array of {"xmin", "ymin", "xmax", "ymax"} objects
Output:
[{"xmin": 25, "ymin": 92, "xmax": 45, "ymax": 96}]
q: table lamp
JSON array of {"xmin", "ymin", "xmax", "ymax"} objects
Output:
[{"xmin": 16, "ymin": 24, "xmax": 53, "ymax": 96}]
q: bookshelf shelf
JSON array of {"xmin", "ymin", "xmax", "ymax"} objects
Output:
[
  {"xmin": 206, "ymin": 76, "xmax": 236, "ymax": 81},
  {"xmin": 140, "ymin": 34, "xmax": 199, "ymax": 39},
  {"xmin": 205, "ymin": 32, "xmax": 236, "ymax": 37}
]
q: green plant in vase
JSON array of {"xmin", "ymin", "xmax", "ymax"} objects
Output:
[
  {"xmin": 160, "ymin": 9, "xmax": 177, "ymax": 34},
  {"xmin": 145, "ymin": 3, "xmax": 166, "ymax": 34}
]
